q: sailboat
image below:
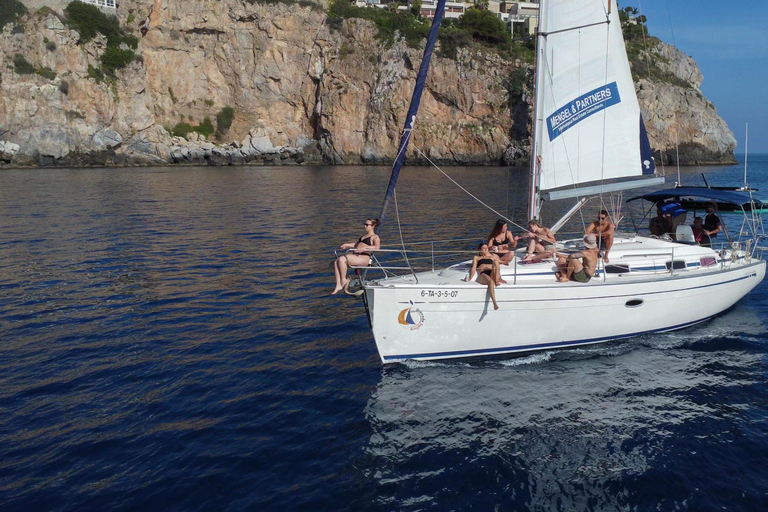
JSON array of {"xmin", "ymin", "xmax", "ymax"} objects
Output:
[{"xmin": 343, "ymin": 0, "xmax": 766, "ymax": 363}]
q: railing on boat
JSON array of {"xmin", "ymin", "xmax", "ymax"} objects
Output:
[{"xmin": 337, "ymin": 236, "xmax": 768, "ymax": 287}]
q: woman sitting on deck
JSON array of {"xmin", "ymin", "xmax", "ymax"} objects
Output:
[
  {"xmin": 332, "ymin": 218, "xmax": 380, "ymax": 295},
  {"xmin": 487, "ymin": 219, "xmax": 520, "ymax": 265},
  {"xmin": 521, "ymin": 219, "xmax": 556, "ymax": 263},
  {"xmin": 467, "ymin": 243, "xmax": 505, "ymax": 310}
]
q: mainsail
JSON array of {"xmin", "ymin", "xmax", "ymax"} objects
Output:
[
  {"xmin": 532, "ymin": 0, "xmax": 658, "ymax": 209},
  {"xmin": 378, "ymin": 0, "xmax": 447, "ymax": 228}
]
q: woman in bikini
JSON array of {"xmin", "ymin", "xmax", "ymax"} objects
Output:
[
  {"xmin": 332, "ymin": 218, "xmax": 380, "ymax": 295},
  {"xmin": 487, "ymin": 219, "xmax": 520, "ymax": 265},
  {"xmin": 467, "ymin": 243, "xmax": 505, "ymax": 310},
  {"xmin": 521, "ymin": 219, "xmax": 556, "ymax": 263}
]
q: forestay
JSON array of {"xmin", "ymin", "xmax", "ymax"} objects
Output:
[{"xmin": 534, "ymin": 0, "xmax": 656, "ymax": 194}]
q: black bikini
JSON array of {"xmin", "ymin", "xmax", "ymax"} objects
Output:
[
  {"xmin": 491, "ymin": 236, "xmax": 508, "ymax": 250},
  {"xmin": 356, "ymin": 235, "xmax": 374, "ymax": 256}
]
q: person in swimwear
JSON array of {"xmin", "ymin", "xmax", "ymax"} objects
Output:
[
  {"xmin": 487, "ymin": 219, "xmax": 520, "ymax": 265},
  {"xmin": 467, "ymin": 243, "xmax": 504, "ymax": 310},
  {"xmin": 332, "ymin": 218, "xmax": 380, "ymax": 295},
  {"xmin": 585, "ymin": 209, "xmax": 615, "ymax": 262},
  {"xmin": 521, "ymin": 219, "xmax": 556, "ymax": 262},
  {"xmin": 555, "ymin": 234, "xmax": 600, "ymax": 283}
]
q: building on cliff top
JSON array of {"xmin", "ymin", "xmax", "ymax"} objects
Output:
[
  {"xmin": 20, "ymin": 0, "xmax": 115, "ymax": 11},
  {"xmin": 403, "ymin": 0, "xmax": 539, "ymax": 33}
]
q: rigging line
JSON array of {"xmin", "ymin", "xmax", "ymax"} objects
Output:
[
  {"xmin": 576, "ymin": 31, "xmax": 585, "ymax": 231},
  {"xmin": 392, "ymin": 188, "xmax": 415, "ymax": 275},
  {"xmin": 506, "ymin": 167, "xmax": 510, "ymax": 218},
  {"xmin": 540, "ymin": 20, "xmax": 608, "ymax": 38},
  {"xmin": 664, "ymin": 0, "xmax": 677, "ymax": 47},
  {"xmin": 411, "ymin": 144, "xmax": 531, "ymax": 234},
  {"xmin": 636, "ymin": 0, "xmax": 653, "ymax": 81},
  {"xmin": 595, "ymin": 6, "xmax": 612, "ymax": 247},
  {"xmin": 541, "ymin": 37, "xmax": 581, "ymax": 209}
]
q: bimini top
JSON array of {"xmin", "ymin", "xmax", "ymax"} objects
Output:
[{"xmin": 628, "ymin": 187, "xmax": 764, "ymax": 210}]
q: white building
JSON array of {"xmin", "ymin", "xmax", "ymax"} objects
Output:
[
  {"xmin": 408, "ymin": 0, "xmax": 471, "ymax": 20},
  {"xmin": 78, "ymin": 0, "xmax": 116, "ymax": 8},
  {"xmin": 354, "ymin": 0, "xmax": 389, "ymax": 8},
  {"xmin": 503, "ymin": 1, "xmax": 539, "ymax": 36}
]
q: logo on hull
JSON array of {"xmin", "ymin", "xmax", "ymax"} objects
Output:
[{"xmin": 398, "ymin": 301, "xmax": 424, "ymax": 330}]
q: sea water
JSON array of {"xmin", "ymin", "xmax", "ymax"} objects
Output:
[{"xmin": 1, "ymin": 158, "xmax": 768, "ymax": 511}]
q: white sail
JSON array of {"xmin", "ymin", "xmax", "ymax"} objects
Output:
[{"xmin": 534, "ymin": 0, "xmax": 655, "ymax": 193}]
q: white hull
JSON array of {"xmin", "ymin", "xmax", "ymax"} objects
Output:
[{"xmin": 363, "ymin": 236, "xmax": 765, "ymax": 363}]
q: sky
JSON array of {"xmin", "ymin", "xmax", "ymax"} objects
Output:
[{"xmin": 631, "ymin": 1, "xmax": 768, "ymax": 153}]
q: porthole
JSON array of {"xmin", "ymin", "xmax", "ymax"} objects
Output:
[{"xmin": 626, "ymin": 299, "xmax": 644, "ymax": 307}]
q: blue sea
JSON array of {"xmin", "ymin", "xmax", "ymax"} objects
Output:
[{"xmin": 2, "ymin": 156, "xmax": 768, "ymax": 511}]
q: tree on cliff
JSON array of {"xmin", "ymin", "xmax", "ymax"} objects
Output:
[
  {"xmin": 456, "ymin": 7, "xmax": 510, "ymax": 46},
  {"xmin": 0, "ymin": 0, "xmax": 27, "ymax": 30},
  {"xmin": 410, "ymin": 0, "xmax": 422, "ymax": 17}
]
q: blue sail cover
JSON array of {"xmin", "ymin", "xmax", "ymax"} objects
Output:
[
  {"xmin": 639, "ymin": 114, "xmax": 656, "ymax": 175},
  {"xmin": 377, "ymin": 0, "xmax": 448, "ymax": 228}
]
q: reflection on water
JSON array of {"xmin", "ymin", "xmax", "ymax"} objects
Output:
[{"xmin": 364, "ymin": 306, "xmax": 768, "ymax": 510}]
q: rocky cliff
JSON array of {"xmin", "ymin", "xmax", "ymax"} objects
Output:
[
  {"xmin": 0, "ymin": 0, "xmax": 736, "ymax": 167},
  {"xmin": 636, "ymin": 42, "xmax": 737, "ymax": 165}
]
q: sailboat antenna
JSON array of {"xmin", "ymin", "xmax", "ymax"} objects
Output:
[
  {"xmin": 744, "ymin": 122, "xmax": 749, "ymax": 188},
  {"xmin": 674, "ymin": 132, "xmax": 681, "ymax": 187}
]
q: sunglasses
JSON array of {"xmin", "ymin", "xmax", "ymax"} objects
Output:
[
  {"xmin": 599, "ymin": 216, "xmax": 606, "ymax": 220},
  {"xmin": 364, "ymin": 222, "xmax": 373, "ymax": 226}
]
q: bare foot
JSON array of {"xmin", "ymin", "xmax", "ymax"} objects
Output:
[
  {"xmin": 555, "ymin": 271, "xmax": 562, "ymax": 280},
  {"xmin": 331, "ymin": 278, "xmax": 349, "ymax": 295},
  {"xmin": 498, "ymin": 278, "xmax": 507, "ymax": 285},
  {"xmin": 558, "ymin": 276, "xmax": 570, "ymax": 282},
  {"xmin": 493, "ymin": 304, "xmax": 499, "ymax": 310},
  {"xmin": 604, "ymin": 254, "xmax": 610, "ymax": 263}
]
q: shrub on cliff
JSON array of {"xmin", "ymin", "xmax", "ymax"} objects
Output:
[
  {"xmin": 327, "ymin": 0, "xmax": 531, "ymax": 61},
  {"xmin": 172, "ymin": 122, "xmax": 194, "ymax": 138},
  {"xmin": 246, "ymin": 0, "xmax": 323, "ymax": 12},
  {"xmin": 0, "ymin": 0, "xmax": 27, "ymax": 30},
  {"xmin": 101, "ymin": 47, "xmax": 136, "ymax": 75},
  {"xmin": 437, "ymin": 25, "xmax": 472, "ymax": 59},
  {"xmin": 65, "ymin": 1, "xmax": 140, "ymax": 76},
  {"xmin": 13, "ymin": 54, "xmax": 35, "ymax": 75},
  {"xmin": 328, "ymin": 0, "xmax": 429, "ymax": 48},
  {"xmin": 194, "ymin": 118, "xmax": 215, "ymax": 138},
  {"xmin": 455, "ymin": 8, "xmax": 510, "ymax": 46},
  {"xmin": 620, "ymin": 6, "xmax": 691, "ymax": 88},
  {"xmin": 172, "ymin": 118, "xmax": 216, "ymax": 139},
  {"xmin": 216, "ymin": 107, "xmax": 235, "ymax": 135},
  {"xmin": 65, "ymin": 1, "xmax": 122, "ymax": 44}
]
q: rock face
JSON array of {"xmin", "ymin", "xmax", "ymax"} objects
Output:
[
  {"xmin": 0, "ymin": 0, "xmax": 735, "ymax": 167},
  {"xmin": 636, "ymin": 41, "xmax": 737, "ymax": 165}
]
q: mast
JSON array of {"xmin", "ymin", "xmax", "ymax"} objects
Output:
[
  {"xmin": 377, "ymin": 0, "xmax": 448, "ymax": 229},
  {"xmin": 528, "ymin": 0, "xmax": 547, "ymax": 221}
]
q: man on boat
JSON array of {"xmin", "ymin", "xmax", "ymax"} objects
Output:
[
  {"xmin": 703, "ymin": 203, "xmax": 722, "ymax": 245},
  {"xmin": 555, "ymin": 235, "xmax": 600, "ymax": 283},
  {"xmin": 659, "ymin": 200, "xmax": 687, "ymax": 233},
  {"xmin": 585, "ymin": 210, "xmax": 614, "ymax": 263},
  {"xmin": 649, "ymin": 208, "xmax": 672, "ymax": 236}
]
